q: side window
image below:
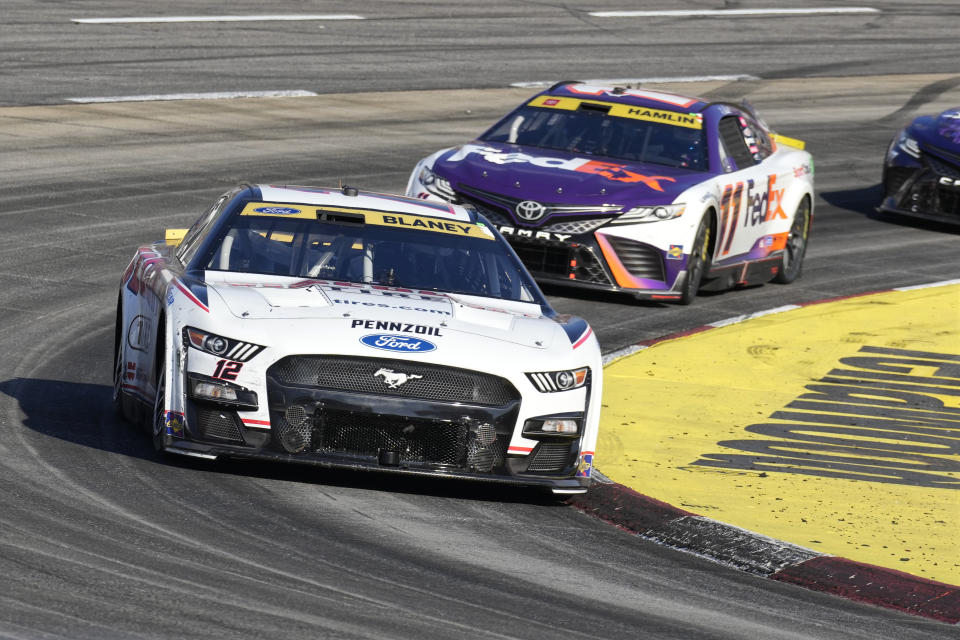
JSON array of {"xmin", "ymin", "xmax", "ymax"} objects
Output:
[
  {"xmin": 739, "ymin": 115, "xmax": 773, "ymax": 162},
  {"xmin": 176, "ymin": 195, "xmax": 229, "ymax": 265},
  {"xmin": 718, "ymin": 116, "xmax": 756, "ymax": 171}
]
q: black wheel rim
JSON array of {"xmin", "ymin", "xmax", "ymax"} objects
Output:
[
  {"xmin": 784, "ymin": 205, "xmax": 808, "ymax": 271},
  {"xmin": 113, "ymin": 346, "xmax": 123, "ymax": 402},
  {"xmin": 152, "ymin": 373, "xmax": 165, "ymax": 438},
  {"xmin": 687, "ymin": 223, "xmax": 709, "ymax": 292}
]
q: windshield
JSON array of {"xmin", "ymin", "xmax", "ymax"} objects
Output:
[
  {"xmin": 481, "ymin": 105, "xmax": 708, "ymax": 171},
  {"xmin": 198, "ymin": 208, "xmax": 541, "ymax": 303}
]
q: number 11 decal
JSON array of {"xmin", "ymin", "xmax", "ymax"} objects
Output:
[{"xmin": 213, "ymin": 359, "xmax": 243, "ymax": 381}]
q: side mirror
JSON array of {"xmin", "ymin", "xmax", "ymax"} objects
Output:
[{"xmin": 165, "ymin": 228, "xmax": 188, "ymax": 247}]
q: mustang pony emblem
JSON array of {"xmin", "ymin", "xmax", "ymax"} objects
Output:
[{"xmin": 374, "ymin": 367, "xmax": 423, "ymax": 389}]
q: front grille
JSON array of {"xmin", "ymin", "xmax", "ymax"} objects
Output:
[
  {"xmin": 462, "ymin": 197, "xmax": 512, "ymax": 226},
  {"xmin": 889, "ymin": 155, "xmax": 960, "ymax": 220},
  {"xmin": 544, "ymin": 218, "xmax": 613, "ymax": 234},
  {"xmin": 316, "ymin": 411, "xmax": 469, "ymax": 466},
  {"xmin": 527, "ymin": 441, "xmax": 575, "ymax": 473},
  {"xmin": 926, "ymin": 154, "xmax": 960, "ymax": 180},
  {"xmin": 604, "ymin": 235, "xmax": 666, "ymax": 281},
  {"xmin": 273, "ymin": 407, "xmax": 508, "ymax": 471},
  {"xmin": 196, "ymin": 408, "xmax": 244, "ymax": 444},
  {"xmin": 509, "ymin": 239, "xmax": 613, "ymax": 285},
  {"xmin": 511, "ymin": 242, "xmax": 570, "ymax": 275},
  {"xmin": 884, "ymin": 166, "xmax": 915, "ymax": 196},
  {"xmin": 269, "ymin": 356, "xmax": 519, "ymax": 406},
  {"xmin": 456, "ymin": 185, "xmax": 621, "ymax": 227},
  {"xmin": 467, "ymin": 197, "xmax": 613, "ymax": 236},
  {"xmin": 937, "ymin": 186, "xmax": 960, "ymax": 217}
]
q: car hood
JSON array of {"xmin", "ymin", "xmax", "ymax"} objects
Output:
[
  {"xmin": 432, "ymin": 141, "xmax": 707, "ymax": 208},
  {"xmin": 202, "ymin": 272, "xmax": 563, "ymax": 350},
  {"xmin": 910, "ymin": 108, "xmax": 960, "ymax": 153}
]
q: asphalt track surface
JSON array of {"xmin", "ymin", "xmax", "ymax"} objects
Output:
[{"xmin": 1, "ymin": 2, "xmax": 959, "ymax": 638}]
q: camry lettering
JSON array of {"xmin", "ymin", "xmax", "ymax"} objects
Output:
[
  {"xmin": 939, "ymin": 176, "xmax": 960, "ymax": 188},
  {"xmin": 350, "ymin": 319, "xmax": 443, "ymax": 336},
  {"xmin": 498, "ymin": 226, "xmax": 572, "ymax": 243}
]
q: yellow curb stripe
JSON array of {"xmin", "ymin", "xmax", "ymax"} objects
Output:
[{"xmin": 598, "ymin": 284, "xmax": 960, "ymax": 584}]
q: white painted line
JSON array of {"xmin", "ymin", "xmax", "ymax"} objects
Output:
[
  {"xmin": 71, "ymin": 14, "xmax": 364, "ymax": 24},
  {"xmin": 510, "ymin": 75, "xmax": 758, "ymax": 89},
  {"xmin": 894, "ymin": 278, "xmax": 960, "ymax": 291},
  {"xmin": 602, "ymin": 344, "xmax": 648, "ymax": 366},
  {"xmin": 589, "ymin": 8, "xmax": 879, "ymax": 18},
  {"xmin": 707, "ymin": 305, "xmax": 801, "ymax": 328},
  {"xmin": 67, "ymin": 90, "xmax": 318, "ymax": 104}
]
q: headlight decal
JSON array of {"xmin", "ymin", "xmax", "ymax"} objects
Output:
[
  {"xmin": 526, "ymin": 367, "xmax": 589, "ymax": 393},
  {"xmin": 609, "ymin": 203, "xmax": 685, "ymax": 225},
  {"xmin": 184, "ymin": 327, "xmax": 264, "ymax": 362},
  {"xmin": 419, "ymin": 166, "xmax": 456, "ymax": 200}
]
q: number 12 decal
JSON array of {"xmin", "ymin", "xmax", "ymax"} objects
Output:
[{"xmin": 213, "ymin": 359, "xmax": 243, "ymax": 381}]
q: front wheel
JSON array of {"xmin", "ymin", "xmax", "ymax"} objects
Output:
[
  {"xmin": 774, "ymin": 197, "xmax": 811, "ymax": 284},
  {"xmin": 678, "ymin": 216, "xmax": 712, "ymax": 305}
]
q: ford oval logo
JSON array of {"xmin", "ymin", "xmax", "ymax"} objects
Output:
[
  {"xmin": 360, "ymin": 334, "xmax": 436, "ymax": 353},
  {"xmin": 254, "ymin": 206, "xmax": 301, "ymax": 215}
]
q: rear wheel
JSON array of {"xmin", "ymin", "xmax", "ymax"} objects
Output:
[
  {"xmin": 679, "ymin": 216, "xmax": 712, "ymax": 305},
  {"xmin": 774, "ymin": 196, "xmax": 811, "ymax": 284},
  {"xmin": 112, "ymin": 299, "xmax": 136, "ymax": 423},
  {"xmin": 151, "ymin": 365, "xmax": 169, "ymax": 454}
]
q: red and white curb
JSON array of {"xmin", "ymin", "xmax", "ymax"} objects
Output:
[{"xmin": 582, "ymin": 280, "xmax": 960, "ymax": 623}]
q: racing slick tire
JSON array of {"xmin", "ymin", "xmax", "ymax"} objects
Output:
[
  {"xmin": 679, "ymin": 215, "xmax": 712, "ymax": 305},
  {"xmin": 151, "ymin": 365, "xmax": 170, "ymax": 454},
  {"xmin": 774, "ymin": 196, "xmax": 811, "ymax": 284},
  {"xmin": 113, "ymin": 300, "xmax": 137, "ymax": 424}
]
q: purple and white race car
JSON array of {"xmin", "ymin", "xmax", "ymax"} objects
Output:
[
  {"xmin": 407, "ymin": 81, "xmax": 815, "ymax": 304},
  {"xmin": 880, "ymin": 107, "xmax": 960, "ymax": 225}
]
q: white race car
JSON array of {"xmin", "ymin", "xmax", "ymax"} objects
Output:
[{"xmin": 114, "ymin": 185, "xmax": 601, "ymax": 494}]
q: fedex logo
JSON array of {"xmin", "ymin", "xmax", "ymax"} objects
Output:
[
  {"xmin": 719, "ymin": 173, "xmax": 787, "ymax": 255},
  {"xmin": 445, "ymin": 144, "xmax": 675, "ymax": 190}
]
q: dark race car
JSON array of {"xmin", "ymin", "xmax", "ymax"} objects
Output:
[
  {"xmin": 407, "ymin": 81, "xmax": 815, "ymax": 304},
  {"xmin": 880, "ymin": 107, "xmax": 960, "ymax": 225}
]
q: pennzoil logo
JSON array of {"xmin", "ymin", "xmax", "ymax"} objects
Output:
[{"xmin": 350, "ymin": 319, "xmax": 442, "ymax": 336}]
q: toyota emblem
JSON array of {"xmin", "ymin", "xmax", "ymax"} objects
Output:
[{"xmin": 515, "ymin": 200, "xmax": 546, "ymax": 222}]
